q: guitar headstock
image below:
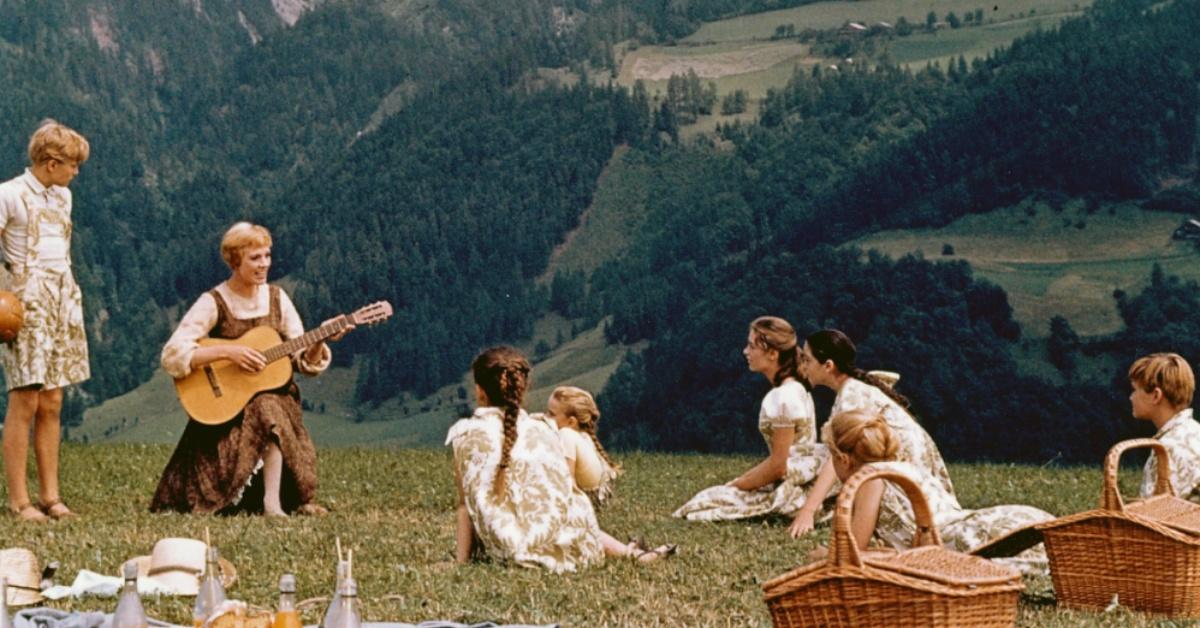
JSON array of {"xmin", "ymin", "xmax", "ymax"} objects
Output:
[{"xmin": 350, "ymin": 301, "xmax": 394, "ymax": 326}]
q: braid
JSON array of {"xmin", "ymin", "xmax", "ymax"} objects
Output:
[
  {"xmin": 471, "ymin": 346, "xmax": 531, "ymax": 499},
  {"xmin": 491, "ymin": 368, "xmax": 527, "ymax": 497},
  {"xmin": 579, "ymin": 416, "xmax": 622, "ymax": 474},
  {"xmin": 851, "ymin": 367, "xmax": 910, "ymax": 409}
]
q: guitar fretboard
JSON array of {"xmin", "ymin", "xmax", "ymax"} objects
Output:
[{"xmin": 262, "ymin": 316, "xmax": 350, "ymax": 363}]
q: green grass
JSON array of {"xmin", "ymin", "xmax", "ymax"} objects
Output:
[
  {"xmin": 852, "ymin": 201, "xmax": 1200, "ymax": 337},
  {"xmin": 890, "ymin": 13, "xmax": 1079, "ymax": 68},
  {"xmin": 4, "ymin": 445, "xmax": 1190, "ymax": 626},
  {"xmin": 683, "ymin": 0, "xmax": 1087, "ymax": 43}
]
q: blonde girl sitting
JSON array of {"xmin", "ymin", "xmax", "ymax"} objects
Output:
[
  {"xmin": 447, "ymin": 346, "xmax": 674, "ymax": 570},
  {"xmin": 545, "ymin": 386, "xmax": 622, "ymax": 507},
  {"xmin": 810, "ymin": 409, "xmax": 1052, "ymax": 575}
]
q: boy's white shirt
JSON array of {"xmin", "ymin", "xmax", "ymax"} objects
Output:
[{"xmin": 1141, "ymin": 408, "xmax": 1200, "ymax": 503}]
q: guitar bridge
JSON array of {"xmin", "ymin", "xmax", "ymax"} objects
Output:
[{"xmin": 203, "ymin": 365, "xmax": 223, "ymax": 398}]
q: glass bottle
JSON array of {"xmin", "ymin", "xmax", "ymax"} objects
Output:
[
  {"xmin": 326, "ymin": 578, "xmax": 360, "ymax": 628},
  {"xmin": 112, "ymin": 562, "xmax": 148, "ymax": 628},
  {"xmin": 272, "ymin": 574, "xmax": 301, "ymax": 628},
  {"xmin": 320, "ymin": 560, "xmax": 349, "ymax": 628},
  {"xmin": 193, "ymin": 547, "xmax": 226, "ymax": 628},
  {"xmin": 0, "ymin": 576, "xmax": 13, "ymax": 628}
]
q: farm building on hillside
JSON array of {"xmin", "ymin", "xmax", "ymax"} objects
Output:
[{"xmin": 1173, "ymin": 218, "xmax": 1200, "ymax": 240}]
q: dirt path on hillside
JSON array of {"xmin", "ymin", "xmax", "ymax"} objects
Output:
[{"xmin": 537, "ymin": 144, "xmax": 629, "ymax": 283}]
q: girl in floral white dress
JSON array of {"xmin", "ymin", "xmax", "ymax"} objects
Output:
[
  {"xmin": 673, "ymin": 316, "xmax": 822, "ymax": 521},
  {"xmin": 544, "ymin": 386, "xmax": 622, "ymax": 508},
  {"xmin": 447, "ymin": 346, "xmax": 672, "ymax": 571},
  {"xmin": 808, "ymin": 409, "xmax": 1052, "ymax": 575},
  {"xmin": 790, "ymin": 329, "xmax": 957, "ymax": 538}
]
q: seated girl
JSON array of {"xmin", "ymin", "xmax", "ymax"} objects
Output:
[
  {"xmin": 673, "ymin": 316, "xmax": 822, "ymax": 521},
  {"xmin": 446, "ymin": 346, "xmax": 673, "ymax": 571},
  {"xmin": 812, "ymin": 409, "xmax": 1052, "ymax": 575},
  {"xmin": 790, "ymin": 329, "xmax": 957, "ymax": 537},
  {"xmin": 544, "ymin": 386, "xmax": 622, "ymax": 508}
]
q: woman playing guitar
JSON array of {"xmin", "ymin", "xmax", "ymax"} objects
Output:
[{"xmin": 150, "ymin": 222, "xmax": 351, "ymax": 516}]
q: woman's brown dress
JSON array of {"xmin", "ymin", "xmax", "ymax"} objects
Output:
[{"xmin": 150, "ymin": 286, "xmax": 319, "ymax": 514}]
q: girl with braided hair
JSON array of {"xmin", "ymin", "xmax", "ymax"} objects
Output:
[
  {"xmin": 545, "ymin": 386, "xmax": 621, "ymax": 508},
  {"xmin": 789, "ymin": 328, "xmax": 956, "ymax": 538},
  {"xmin": 673, "ymin": 316, "xmax": 824, "ymax": 521},
  {"xmin": 806, "ymin": 410, "xmax": 1051, "ymax": 575},
  {"xmin": 447, "ymin": 346, "xmax": 674, "ymax": 571}
]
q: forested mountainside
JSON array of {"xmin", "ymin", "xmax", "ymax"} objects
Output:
[
  {"xmin": 593, "ymin": 0, "xmax": 1200, "ymax": 463},
  {"xmin": 1, "ymin": 0, "xmax": 1197, "ymax": 463},
  {"xmin": 0, "ymin": 0, "xmax": 661, "ymax": 417}
]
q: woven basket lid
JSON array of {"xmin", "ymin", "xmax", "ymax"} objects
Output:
[
  {"xmin": 1037, "ymin": 439, "xmax": 1200, "ymax": 543},
  {"xmin": 764, "ymin": 465, "xmax": 1022, "ymax": 602}
]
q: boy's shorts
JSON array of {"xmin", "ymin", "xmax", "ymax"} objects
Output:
[{"xmin": 0, "ymin": 267, "xmax": 89, "ymax": 390}]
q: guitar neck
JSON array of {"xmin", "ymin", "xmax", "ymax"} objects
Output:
[{"xmin": 261, "ymin": 316, "xmax": 350, "ymax": 363}]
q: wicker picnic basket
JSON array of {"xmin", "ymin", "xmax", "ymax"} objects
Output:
[
  {"xmin": 762, "ymin": 465, "xmax": 1024, "ymax": 628},
  {"xmin": 1036, "ymin": 438, "xmax": 1200, "ymax": 615}
]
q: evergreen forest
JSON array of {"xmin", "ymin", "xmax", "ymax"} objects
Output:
[{"xmin": 0, "ymin": 0, "xmax": 1197, "ymax": 463}]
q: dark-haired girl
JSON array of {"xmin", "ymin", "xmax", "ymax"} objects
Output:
[
  {"xmin": 673, "ymin": 317, "xmax": 823, "ymax": 521},
  {"xmin": 789, "ymin": 328, "xmax": 958, "ymax": 538},
  {"xmin": 447, "ymin": 346, "xmax": 673, "ymax": 571}
]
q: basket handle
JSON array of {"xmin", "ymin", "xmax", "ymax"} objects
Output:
[
  {"xmin": 829, "ymin": 464, "xmax": 943, "ymax": 568},
  {"xmin": 1101, "ymin": 438, "xmax": 1174, "ymax": 512}
]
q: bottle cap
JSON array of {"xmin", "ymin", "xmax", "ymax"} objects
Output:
[
  {"xmin": 339, "ymin": 578, "xmax": 357, "ymax": 597},
  {"xmin": 207, "ymin": 546, "xmax": 220, "ymax": 562},
  {"xmin": 123, "ymin": 562, "xmax": 139, "ymax": 580},
  {"xmin": 279, "ymin": 574, "xmax": 296, "ymax": 593}
]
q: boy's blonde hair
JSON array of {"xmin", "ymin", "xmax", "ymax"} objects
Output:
[
  {"xmin": 823, "ymin": 409, "xmax": 899, "ymax": 465},
  {"xmin": 220, "ymin": 222, "xmax": 273, "ymax": 270},
  {"xmin": 551, "ymin": 385, "xmax": 620, "ymax": 473},
  {"xmin": 28, "ymin": 119, "xmax": 90, "ymax": 165},
  {"xmin": 1129, "ymin": 353, "xmax": 1195, "ymax": 408}
]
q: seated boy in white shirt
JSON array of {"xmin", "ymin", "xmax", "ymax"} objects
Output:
[{"xmin": 1130, "ymin": 352, "xmax": 1200, "ymax": 503}]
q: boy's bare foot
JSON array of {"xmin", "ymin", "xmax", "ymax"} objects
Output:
[
  {"xmin": 10, "ymin": 501, "xmax": 49, "ymax": 522},
  {"xmin": 40, "ymin": 499, "xmax": 77, "ymax": 519}
]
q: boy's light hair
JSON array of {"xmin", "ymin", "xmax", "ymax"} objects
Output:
[
  {"xmin": 28, "ymin": 119, "xmax": 90, "ymax": 165},
  {"xmin": 220, "ymin": 222, "xmax": 272, "ymax": 270},
  {"xmin": 1129, "ymin": 353, "xmax": 1195, "ymax": 409}
]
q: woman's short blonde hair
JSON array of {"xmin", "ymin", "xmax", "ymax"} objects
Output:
[
  {"xmin": 1129, "ymin": 353, "xmax": 1195, "ymax": 408},
  {"xmin": 823, "ymin": 409, "xmax": 898, "ymax": 465},
  {"xmin": 28, "ymin": 119, "xmax": 90, "ymax": 166},
  {"xmin": 220, "ymin": 222, "xmax": 272, "ymax": 270}
]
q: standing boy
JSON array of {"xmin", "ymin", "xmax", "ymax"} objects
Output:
[
  {"xmin": 0, "ymin": 120, "xmax": 90, "ymax": 521},
  {"xmin": 1130, "ymin": 352, "xmax": 1200, "ymax": 503}
]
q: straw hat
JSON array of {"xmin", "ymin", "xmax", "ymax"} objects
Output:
[
  {"xmin": 122, "ymin": 538, "xmax": 237, "ymax": 596},
  {"xmin": 0, "ymin": 548, "xmax": 43, "ymax": 606}
]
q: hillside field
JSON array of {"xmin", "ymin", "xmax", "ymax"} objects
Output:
[
  {"xmin": 853, "ymin": 201, "xmax": 1200, "ymax": 337},
  {"xmin": 1, "ymin": 445, "xmax": 1180, "ymax": 626},
  {"xmin": 616, "ymin": 0, "xmax": 1088, "ymax": 103}
]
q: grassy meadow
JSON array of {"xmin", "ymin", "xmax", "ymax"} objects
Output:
[
  {"xmin": 853, "ymin": 200, "xmax": 1200, "ymax": 338},
  {"xmin": 615, "ymin": 0, "xmax": 1091, "ymax": 106},
  {"xmin": 2, "ymin": 444, "xmax": 1188, "ymax": 627}
]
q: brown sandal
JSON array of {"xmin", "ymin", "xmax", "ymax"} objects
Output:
[
  {"xmin": 38, "ymin": 499, "xmax": 77, "ymax": 520},
  {"xmin": 9, "ymin": 501, "xmax": 48, "ymax": 522},
  {"xmin": 631, "ymin": 543, "xmax": 678, "ymax": 563}
]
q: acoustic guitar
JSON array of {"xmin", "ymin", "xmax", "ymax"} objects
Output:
[{"xmin": 175, "ymin": 301, "xmax": 393, "ymax": 425}]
